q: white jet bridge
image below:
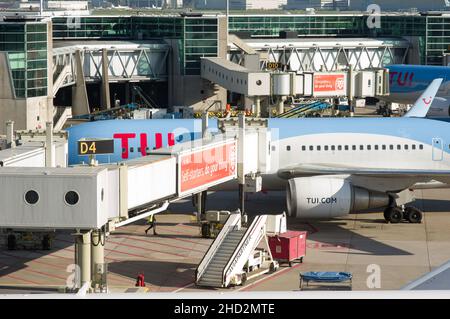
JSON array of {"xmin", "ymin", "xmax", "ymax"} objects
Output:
[
  {"xmin": 0, "ymin": 115, "xmax": 274, "ymax": 292},
  {"xmin": 201, "ymin": 56, "xmax": 389, "ymax": 116}
]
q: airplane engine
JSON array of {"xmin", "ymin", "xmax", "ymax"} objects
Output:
[{"xmin": 286, "ymin": 177, "xmax": 390, "ymax": 219}]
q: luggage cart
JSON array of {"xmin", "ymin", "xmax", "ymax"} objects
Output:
[
  {"xmin": 268, "ymin": 231, "xmax": 307, "ymax": 267},
  {"xmin": 299, "ymin": 272, "xmax": 352, "ymax": 290}
]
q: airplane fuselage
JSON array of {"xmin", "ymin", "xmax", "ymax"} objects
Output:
[{"xmin": 67, "ymin": 118, "xmax": 450, "ymax": 190}]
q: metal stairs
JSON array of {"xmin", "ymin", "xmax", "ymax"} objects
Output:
[
  {"xmin": 197, "ymin": 228, "xmax": 246, "ymax": 287},
  {"xmin": 196, "ymin": 213, "xmax": 272, "ymax": 288}
]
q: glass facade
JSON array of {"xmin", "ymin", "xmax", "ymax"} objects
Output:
[
  {"xmin": 3, "ymin": 13, "xmax": 450, "ymax": 99},
  {"xmin": 184, "ymin": 18, "xmax": 218, "ymax": 75},
  {"xmin": 0, "ymin": 22, "xmax": 47, "ymax": 98},
  {"xmin": 228, "ymin": 15, "xmax": 368, "ymax": 37},
  {"xmin": 52, "ymin": 16, "xmax": 218, "ymax": 75},
  {"xmin": 228, "ymin": 14, "xmax": 437, "ymax": 65},
  {"xmin": 52, "ymin": 16, "xmax": 132, "ymax": 39},
  {"xmin": 426, "ymin": 16, "xmax": 450, "ymax": 65},
  {"xmin": 26, "ymin": 23, "xmax": 48, "ymax": 97}
]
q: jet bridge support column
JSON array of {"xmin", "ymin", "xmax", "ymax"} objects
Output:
[
  {"xmin": 45, "ymin": 121, "xmax": 54, "ymax": 167},
  {"xmin": 5, "ymin": 120, "xmax": 15, "ymax": 148},
  {"xmin": 348, "ymin": 64, "xmax": 354, "ymax": 117},
  {"xmin": 74, "ymin": 230, "xmax": 92, "ymax": 289},
  {"xmin": 196, "ymin": 112, "xmax": 209, "ymax": 220},
  {"xmin": 254, "ymin": 97, "xmax": 261, "ymax": 118},
  {"xmin": 91, "ymin": 228, "xmax": 106, "ymax": 292},
  {"xmin": 277, "ymin": 97, "xmax": 286, "ymax": 115},
  {"xmin": 238, "ymin": 114, "xmax": 246, "ymax": 214},
  {"xmin": 101, "ymin": 49, "xmax": 111, "ymax": 110}
]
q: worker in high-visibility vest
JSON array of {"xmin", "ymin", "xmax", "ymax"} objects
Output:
[{"xmin": 145, "ymin": 214, "xmax": 157, "ymax": 235}]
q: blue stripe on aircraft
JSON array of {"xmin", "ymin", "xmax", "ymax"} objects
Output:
[{"xmin": 67, "ymin": 117, "xmax": 450, "ymax": 165}]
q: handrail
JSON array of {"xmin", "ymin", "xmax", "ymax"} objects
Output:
[
  {"xmin": 281, "ymin": 101, "xmax": 330, "ymax": 118},
  {"xmin": 277, "ymin": 101, "xmax": 320, "ymax": 118},
  {"xmin": 222, "ymin": 215, "xmax": 267, "ymax": 287},
  {"xmin": 195, "ymin": 212, "xmax": 241, "ymax": 283}
]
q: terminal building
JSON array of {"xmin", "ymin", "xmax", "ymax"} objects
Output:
[{"xmin": 1, "ymin": 11, "xmax": 450, "ymax": 132}]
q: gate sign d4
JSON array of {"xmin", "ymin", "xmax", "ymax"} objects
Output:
[{"xmin": 78, "ymin": 139, "xmax": 114, "ymax": 156}]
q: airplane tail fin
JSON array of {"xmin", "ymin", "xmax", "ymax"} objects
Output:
[{"xmin": 404, "ymin": 78, "xmax": 443, "ymax": 118}]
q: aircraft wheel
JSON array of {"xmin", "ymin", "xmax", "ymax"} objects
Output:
[
  {"xmin": 201, "ymin": 224, "xmax": 210, "ymax": 238},
  {"xmin": 7, "ymin": 234, "xmax": 16, "ymax": 250},
  {"xmin": 241, "ymin": 273, "xmax": 247, "ymax": 286},
  {"xmin": 405, "ymin": 207, "xmax": 423, "ymax": 224},
  {"xmin": 383, "ymin": 208, "xmax": 392, "ymax": 222},
  {"xmin": 386, "ymin": 207, "xmax": 403, "ymax": 224}
]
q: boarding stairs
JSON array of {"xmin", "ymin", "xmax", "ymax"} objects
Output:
[{"xmin": 196, "ymin": 213, "xmax": 272, "ymax": 288}]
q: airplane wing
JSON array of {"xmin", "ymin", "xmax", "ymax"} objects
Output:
[
  {"xmin": 277, "ymin": 163, "xmax": 450, "ymax": 178},
  {"xmin": 404, "ymin": 78, "xmax": 443, "ymax": 118},
  {"xmin": 277, "ymin": 163, "xmax": 450, "ymax": 192}
]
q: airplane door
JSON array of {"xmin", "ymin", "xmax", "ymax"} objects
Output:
[{"xmin": 432, "ymin": 138, "xmax": 444, "ymax": 161}]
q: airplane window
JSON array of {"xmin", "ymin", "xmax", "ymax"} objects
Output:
[
  {"xmin": 412, "ymin": 145, "xmax": 416, "ymax": 150},
  {"xmin": 389, "ymin": 145, "xmax": 394, "ymax": 150},
  {"xmin": 338, "ymin": 145, "xmax": 342, "ymax": 151},
  {"xmin": 286, "ymin": 146, "xmax": 291, "ymax": 151},
  {"xmin": 405, "ymin": 145, "xmax": 408, "ymax": 150},
  {"xmin": 138, "ymin": 147, "xmax": 141, "ymax": 153},
  {"xmin": 375, "ymin": 145, "xmax": 379, "ymax": 150},
  {"xmin": 331, "ymin": 146, "xmax": 335, "ymax": 151},
  {"xmin": 397, "ymin": 145, "xmax": 401, "ymax": 150},
  {"xmin": 382, "ymin": 145, "xmax": 386, "ymax": 150},
  {"xmin": 419, "ymin": 144, "xmax": 424, "ymax": 150},
  {"xmin": 302, "ymin": 146, "xmax": 306, "ymax": 151},
  {"xmin": 352, "ymin": 145, "xmax": 356, "ymax": 150},
  {"xmin": 309, "ymin": 146, "xmax": 313, "ymax": 151},
  {"xmin": 122, "ymin": 148, "xmax": 126, "ymax": 154},
  {"xmin": 367, "ymin": 145, "xmax": 371, "ymax": 150},
  {"xmin": 317, "ymin": 146, "xmax": 321, "ymax": 151},
  {"xmin": 360, "ymin": 145, "xmax": 364, "ymax": 150},
  {"xmin": 325, "ymin": 145, "xmax": 329, "ymax": 151},
  {"xmin": 130, "ymin": 147, "xmax": 134, "ymax": 152},
  {"xmin": 345, "ymin": 145, "xmax": 349, "ymax": 151}
]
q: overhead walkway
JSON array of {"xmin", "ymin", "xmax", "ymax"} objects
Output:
[
  {"xmin": 277, "ymin": 101, "xmax": 331, "ymax": 118},
  {"xmin": 52, "ymin": 41, "xmax": 170, "ymax": 95},
  {"xmin": 229, "ymin": 37, "xmax": 410, "ymax": 72},
  {"xmin": 196, "ymin": 213, "xmax": 275, "ymax": 288}
]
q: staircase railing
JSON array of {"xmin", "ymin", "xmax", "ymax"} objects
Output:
[
  {"xmin": 222, "ymin": 215, "xmax": 268, "ymax": 287},
  {"xmin": 195, "ymin": 212, "xmax": 241, "ymax": 284}
]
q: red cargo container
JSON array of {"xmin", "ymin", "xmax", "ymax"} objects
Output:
[{"xmin": 268, "ymin": 231, "xmax": 307, "ymax": 267}]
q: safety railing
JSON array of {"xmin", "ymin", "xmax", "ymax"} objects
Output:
[
  {"xmin": 195, "ymin": 212, "xmax": 241, "ymax": 284},
  {"xmin": 222, "ymin": 215, "xmax": 268, "ymax": 287}
]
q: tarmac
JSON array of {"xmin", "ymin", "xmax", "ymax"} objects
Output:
[{"xmin": 1, "ymin": 187, "xmax": 450, "ymax": 294}]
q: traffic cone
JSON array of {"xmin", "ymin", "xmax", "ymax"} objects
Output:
[{"xmin": 135, "ymin": 273, "xmax": 145, "ymax": 287}]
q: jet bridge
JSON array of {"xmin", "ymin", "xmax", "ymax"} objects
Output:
[
  {"xmin": 0, "ymin": 114, "xmax": 273, "ymax": 291},
  {"xmin": 201, "ymin": 57, "xmax": 389, "ymax": 116}
]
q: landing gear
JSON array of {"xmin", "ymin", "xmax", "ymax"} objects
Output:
[
  {"xmin": 384, "ymin": 207, "xmax": 403, "ymax": 223},
  {"xmin": 404, "ymin": 207, "xmax": 423, "ymax": 224},
  {"xmin": 383, "ymin": 206, "xmax": 423, "ymax": 224}
]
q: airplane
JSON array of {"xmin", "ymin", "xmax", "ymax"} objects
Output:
[
  {"xmin": 385, "ymin": 64, "xmax": 450, "ymax": 117},
  {"xmin": 66, "ymin": 78, "xmax": 449, "ymax": 224}
]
